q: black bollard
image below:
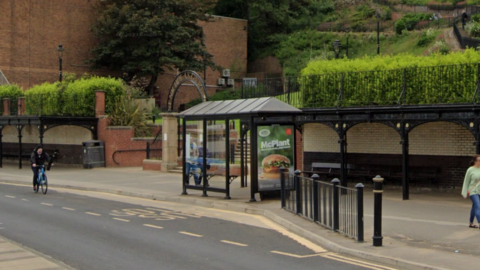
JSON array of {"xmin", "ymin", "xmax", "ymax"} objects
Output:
[{"xmin": 373, "ymin": 175, "xmax": 384, "ymax": 247}]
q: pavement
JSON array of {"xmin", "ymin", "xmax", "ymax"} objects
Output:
[
  {"xmin": 0, "ymin": 164, "xmax": 479, "ymax": 270},
  {"xmin": 0, "ymin": 234, "xmax": 70, "ymax": 270}
]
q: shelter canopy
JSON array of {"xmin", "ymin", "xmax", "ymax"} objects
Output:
[{"xmin": 179, "ymin": 97, "xmax": 302, "ymax": 119}]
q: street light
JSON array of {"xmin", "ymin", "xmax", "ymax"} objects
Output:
[
  {"xmin": 333, "ymin": 40, "xmax": 341, "ymax": 59},
  {"xmin": 57, "ymin": 44, "xmax": 64, "ymax": 82},
  {"xmin": 376, "ymin": 12, "xmax": 380, "ymax": 55}
]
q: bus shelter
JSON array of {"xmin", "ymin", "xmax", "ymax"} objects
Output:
[{"xmin": 179, "ymin": 97, "xmax": 302, "ymax": 201}]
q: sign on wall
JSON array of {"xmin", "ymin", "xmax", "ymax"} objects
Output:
[{"xmin": 257, "ymin": 125, "xmax": 295, "ymax": 191}]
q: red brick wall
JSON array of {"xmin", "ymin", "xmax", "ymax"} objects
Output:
[
  {"xmin": 157, "ymin": 16, "xmax": 248, "ymax": 110},
  {"xmin": 0, "ymin": 1, "xmax": 248, "ymax": 110},
  {"xmin": 97, "ymin": 117, "xmax": 163, "ymax": 167}
]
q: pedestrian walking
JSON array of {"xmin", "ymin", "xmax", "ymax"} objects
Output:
[
  {"xmin": 461, "ymin": 155, "xmax": 480, "ymax": 228},
  {"xmin": 462, "ymin": 10, "xmax": 468, "ymax": 30}
]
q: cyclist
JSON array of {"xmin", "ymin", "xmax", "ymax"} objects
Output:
[{"xmin": 30, "ymin": 145, "xmax": 51, "ymax": 191}]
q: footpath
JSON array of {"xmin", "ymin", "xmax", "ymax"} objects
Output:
[
  {"xmin": 0, "ymin": 165, "xmax": 478, "ymax": 270},
  {"xmin": 0, "ymin": 234, "xmax": 69, "ymax": 270}
]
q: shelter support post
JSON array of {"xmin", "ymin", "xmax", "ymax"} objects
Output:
[
  {"xmin": 225, "ymin": 117, "xmax": 231, "ymax": 199},
  {"xmin": 339, "ymin": 131, "xmax": 347, "ymax": 187},
  {"xmin": 250, "ymin": 117, "xmax": 256, "ymax": 202},
  {"xmin": 240, "ymin": 130, "xmax": 245, "ymax": 188},
  {"xmin": 202, "ymin": 119, "xmax": 208, "ymax": 197},
  {"xmin": 0, "ymin": 126, "xmax": 3, "ymax": 168},
  {"xmin": 182, "ymin": 119, "xmax": 187, "ymax": 195},
  {"xmin": 17, "ymin": 125, "xmax": 23, "ymax": 169},
  {"xmin": 401, "ymin": 125, "xmax": 410, "ymax": 200}
]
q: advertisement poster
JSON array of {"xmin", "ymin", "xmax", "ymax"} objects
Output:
[{"xmin": 257, "ymin": 125, "xmax": 295, "ymax": 191}]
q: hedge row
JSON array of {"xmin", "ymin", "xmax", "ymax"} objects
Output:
[
  {"xmin": 24, "ymin": 77, "xmax": 126, "ymax": 116},
  {"xmin": 299, "ymin": 49, "xmax": 480, "ymax": 107}
]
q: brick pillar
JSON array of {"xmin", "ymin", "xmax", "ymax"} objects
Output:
[
  {"xmin": 17, "ymin": 97, "xmax": 26, "ymax": 116},
  {"xmin": 95, "ymin": 90, "xmax": 106, "ymax": 117},
  {"xmin": 3, "ymin": 98, "xmax": 11, "ymax": 116},
  {"xmin": 161, "ymin": 113, "xmax": 179, "ymax": 172}
]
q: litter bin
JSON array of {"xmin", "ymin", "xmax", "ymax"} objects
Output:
[{"xmin": 82, "ymin": 140, "xmax": 105, "ymax": 169}]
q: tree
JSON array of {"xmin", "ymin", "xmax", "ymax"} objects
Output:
[
  {"xmin": 89, "ymin": 0, "xmax": 216, "ymax": 95},
  {"xmin": 214, "ymin": 0, "xmax": 324, "ymax": 60}
]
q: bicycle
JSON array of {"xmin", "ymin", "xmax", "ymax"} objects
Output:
[{"xmin": 34, "ymin": 165, "xmax": 48, "ymax": 194}]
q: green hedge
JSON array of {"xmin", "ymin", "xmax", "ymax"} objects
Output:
[
  {"xmin": 25, "ymin": 77, "xmax": 126, "ymax": 116},
  {"xmin": 0, "ymin": 85, "xmax": 24, "ymax": 115},
  {"xmin": 299, "ymin": 49, "xmax": 480, "ymax": 107},
  {"xmin": 395, "ymin": 13, "xmax": 432, "ymax": 34}
]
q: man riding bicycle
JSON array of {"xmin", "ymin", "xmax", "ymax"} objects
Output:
[{"xmin": 30, "ymin": 145, "xmax": 51, "ymax": 191}]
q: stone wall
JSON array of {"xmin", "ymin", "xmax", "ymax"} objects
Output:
[{"xmin": 302, "ymin": 122, "xmax": 475, "ymax": 187}]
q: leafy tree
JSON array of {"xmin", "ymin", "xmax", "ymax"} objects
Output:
[
  {"xmin": 89, "ymin": 0, "xmax": 216, "ymax": 95},
  {"xmin": 214, "ymin": 0, "xmax": 324, "ymax": 60}
]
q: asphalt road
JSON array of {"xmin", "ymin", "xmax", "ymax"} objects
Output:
[{"xmin": 0, "ymin": 183, "xmax": 394, "ymax": 270}]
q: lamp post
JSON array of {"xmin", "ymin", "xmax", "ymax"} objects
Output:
[
  {"xmin": 57, "ymin": 44, "xmax": 64, "ymax": 82},
  {"xmin": 333, "ymin": 40, "xmax": 341, "ymax": 59},
  {"xmin": 376, "ymin": 12, "xmax": 380, "ymax": 55}
]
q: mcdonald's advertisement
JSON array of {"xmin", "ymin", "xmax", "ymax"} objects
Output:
[{"xmin": 257, "ymin": 125, "xmax": 295, "ymax": 191}]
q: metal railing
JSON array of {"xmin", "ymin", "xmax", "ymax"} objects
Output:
[
  {"xmin": 0, "ymin": 70, "xmax": 9, "ymax": 86},
  {"xmin": 25, "ymin": 93, "xmax": 95, "ymax": 116},
  {"xmin": 242, "ymin": 63, "xmax": 480, "ymax": 108},
  {"xmin": 281, "ymin": 171, "xmax": 364, "ymax": 241}
]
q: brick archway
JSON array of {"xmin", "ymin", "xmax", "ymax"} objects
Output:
[{"xmin": 166, "ymin": 70, "xmax": 208, "ymax": 112}]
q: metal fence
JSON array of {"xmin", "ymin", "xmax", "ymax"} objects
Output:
[
  {"xmin": 25, "ymin": 93, "xmax": 95, "ymax": 117},
  {"xmin": 242, "ymin": 63, "xmax": 480, "ymax": 108},
  {"xmin": 0, "ymin": 70, "xmax": 9, "ymax": 86},
  {"xmin": 453, "ymin": 22, "xmax": 480, "ymax": 50},
  {"xmin": 281, "ymin": 171, "xmax": 364, "ymax": 241}
]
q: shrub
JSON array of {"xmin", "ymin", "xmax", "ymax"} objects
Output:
[
  {"xmin": 395, "ymin": 13, "xmax": 432, "ymax": 34},
  {"xmin": 108, "ymin": 95, "xmax": 151, "ymax": 137},
  {"xmin": 24, "ymin": 83, "xmax": 61, "ymax": 115},
  {"xmin": 64, "ymin": 76, "xmax": 125, "ymax": 116},
  {"xmin": 416, "ymin": 29, "xmax": 436, "ymax": 47},
  {"xmin": 466, "ymin": 21, "xmax": 480, "ymax": 37},
  {"xmin": 186, "ymin": 89, "xmax": 241, "ymax": 108},
  {"xmin": 0, "ymin": 84, "xmax": 24, "ymax": 115},
  {"xmin": 24, "ymin": 76, "xmax": 126, "ymax": 116}
]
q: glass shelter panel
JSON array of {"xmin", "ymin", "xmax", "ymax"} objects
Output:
[
  {"xmin": 184, "ymin": 120, "xmax": 204, "ymax": 187},
  {"xmin": 205, "ymin": 120, "xmax": 227, "ymax": 189}
]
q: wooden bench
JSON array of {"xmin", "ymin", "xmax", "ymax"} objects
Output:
[
  {"xmin": 410, "ymin": 167, "xmax": 439, "ymax": 187},
  {"xmin": 304, "ymin": 162, "xmax": 355, "ymax": 179}
]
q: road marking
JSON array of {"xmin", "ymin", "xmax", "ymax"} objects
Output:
[
  {"xmin": 22, "ymin": 199, "xmax": 29, "ymax": 202},
  {"xmin": 143, "ymin": 224, "xmax": 164, "ymax": 229},
  {"xmin": 257, "ymin": 216, "xmax": 327, "ymax": 253},
  {"xmin": 85, "ymin": 212, "xmax": 101, "ymax": 216},
  {"xmin": 41, "ymin": 203, "xmax": 53, "ymax": 206},
  {"xmin": 320, "ymin": 253, "xmax": 398, "ymax": 270},
  {"xmin": 62, "ymin": 207, "xmax": 75, "ymax": 211},
  {"xmin": 113, "ymin": 218, "xmax": 130, "ymax": 222},
  {"xmin": 179, "ymin": 231, "xmax": 203, "ymax": 237},
  {"xmin": 221, "ymin": 240, "xmax": 248, "ymax": 247},
  {"xmin": 5, "ymin": 195, "xmax": 15, "ymax": 198},
  {"xmin": 271, "ymin": 250, "xmax": 324, "ymax": 258}
]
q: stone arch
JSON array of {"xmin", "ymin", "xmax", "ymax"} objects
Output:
[
  {"xmin": 166, "ymin": 70, "xmax": 208, "ymax": 112},
  {"xmin": 346, "ymin": 122, "xmax": 401, "ymax": 155},
  {"xmin": 43, "ymin": 125, "xmax": 93, "ymax": 145},
  {"xmin": 409, "ymin": 121, "xmax": 475, "ymax": 156}
]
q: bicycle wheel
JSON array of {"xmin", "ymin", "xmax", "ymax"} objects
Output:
[{"xmin": 41, "ymin": 175, "xmax": 48, "ymax": 194}]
